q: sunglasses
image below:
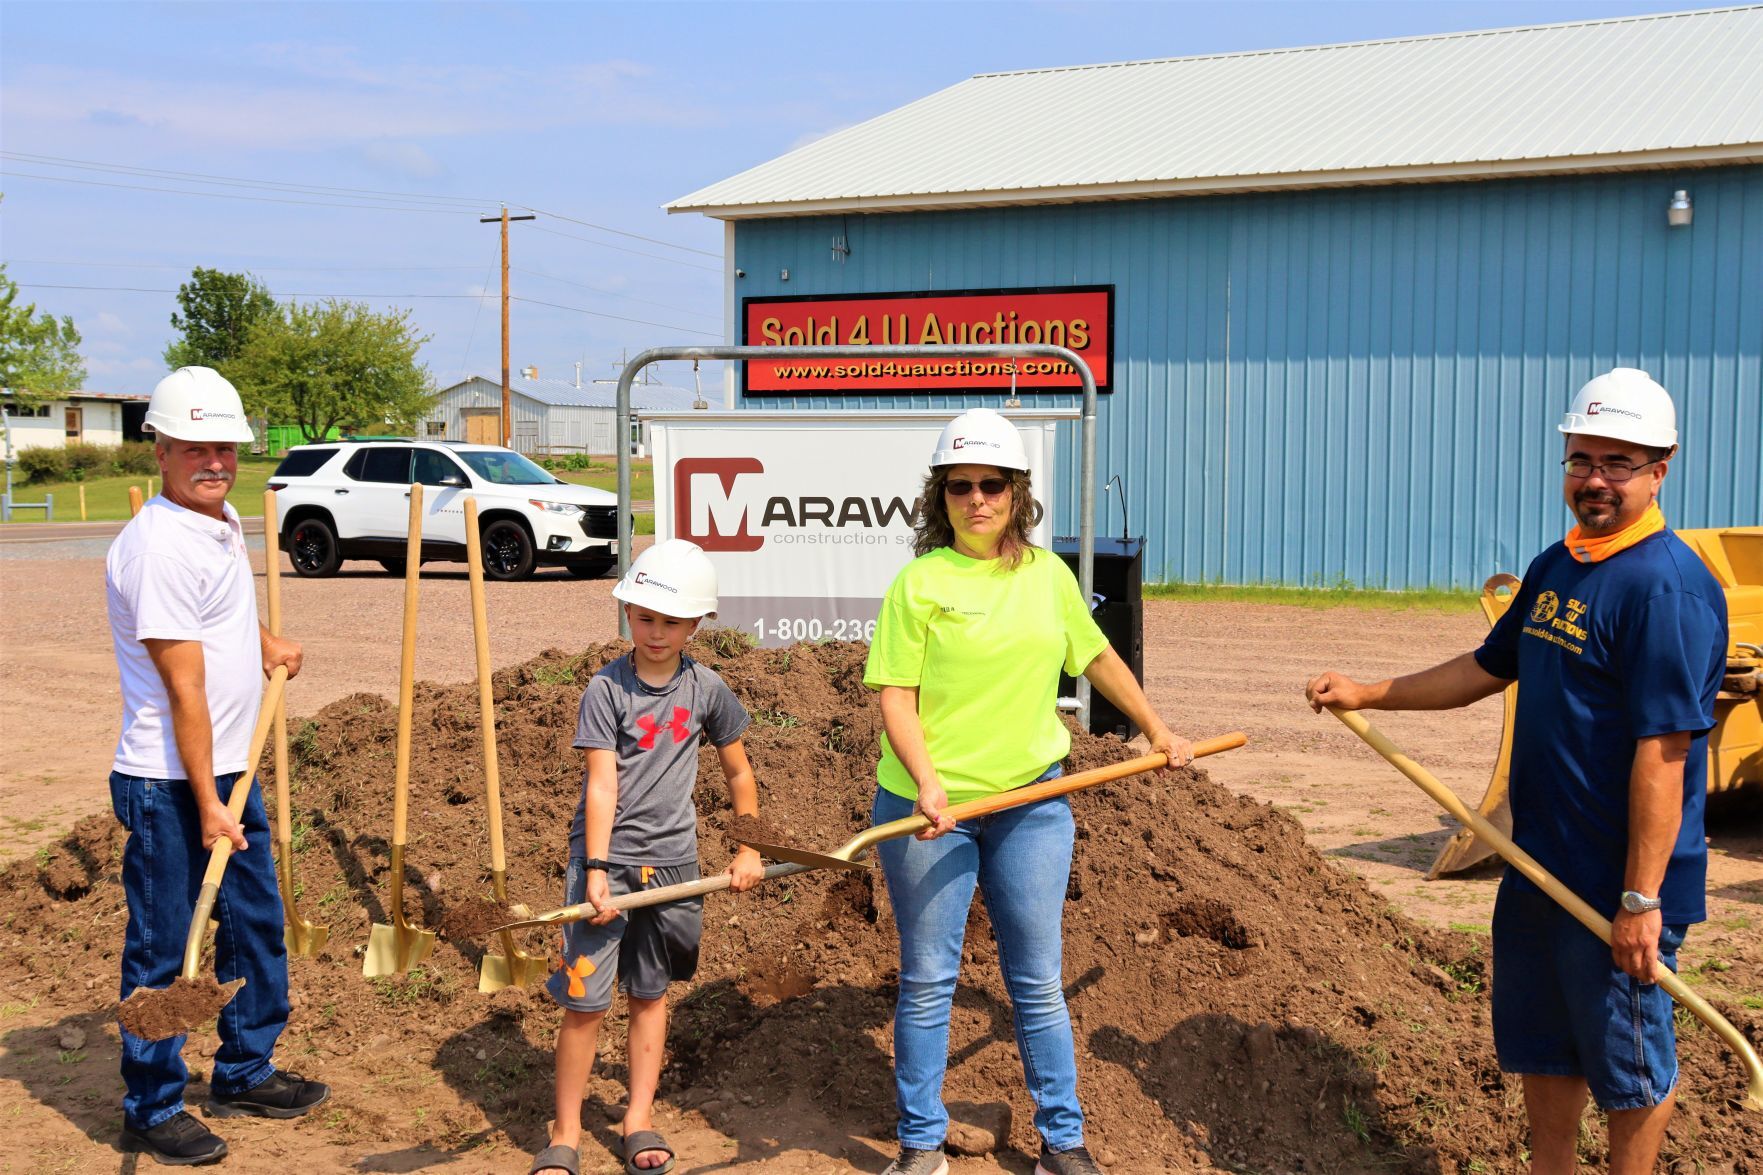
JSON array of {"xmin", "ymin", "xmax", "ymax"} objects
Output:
[{"xmin": 944, "ymin": 477, "xmax": 1011, "ymax": 498}]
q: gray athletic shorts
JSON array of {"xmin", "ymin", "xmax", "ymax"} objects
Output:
[{"xmin": 545, "ymin": 857, "xmax": 702, "ymax": 1013}]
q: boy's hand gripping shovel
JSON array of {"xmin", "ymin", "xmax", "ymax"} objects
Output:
[
  {"xmin": 488, "ymin": 731, "xmax": 1248, "ymax": 936},
  {"xmin": 363, "ymin": 485, "xmax": 438, "ymax": 977},
  {"xmin": 1330, "ymin": 706, "xmax": 1763, "ymax": 1111},
  {"xmin": 264, "ymin": 490, "xmax": 328, "ymax": 956},
  {"xmin": 116, "ymin": 667, "xmax": 287, "ymax": 1041},
  {"xmin": 464, "ymin": 497, "xmax": 546, "ymax": 992}
]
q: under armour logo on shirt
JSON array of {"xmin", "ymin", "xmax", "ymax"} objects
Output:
[
  {"xmin": 561, "ymin": 954, "xmax": 596, "ymax": 998},
  {"xmin": 635, "ymin": 707, "xmax": 691, "ymax": 750}
]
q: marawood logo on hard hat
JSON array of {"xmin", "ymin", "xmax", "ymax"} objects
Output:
[
  {"xmin": 1585, "ymin": 401, "xmax": 1642, "ymax": 421},
  {"xmin": 633, "ymin": 571, "xmax": 679, "ymax": 593},
  {"xmin": 189, "ymin": 407, "xmax": 241, "ymax": 421}
]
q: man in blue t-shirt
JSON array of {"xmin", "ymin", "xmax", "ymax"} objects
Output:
[{"xmin": 1306, "ymin": 369, "xmax": 1726, "ymax": 1174}]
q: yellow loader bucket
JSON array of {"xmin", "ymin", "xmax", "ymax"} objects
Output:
[{"xmin": 1429, "ymin": 528, "xmax": 1763, "ymax": 880}]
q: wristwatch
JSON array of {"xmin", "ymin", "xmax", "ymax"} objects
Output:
[
  {"xmin": 583, "ymin": 857, "xmax": 612, "ymax": 874},
  {"xmin": 1620, "ymin": 890, "xmax": 1663, "ymax": 914}
]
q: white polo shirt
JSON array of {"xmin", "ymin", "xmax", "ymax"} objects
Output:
[{"xmin": 107, "ymin": 496, "xmax": 262, "ymax": 779}]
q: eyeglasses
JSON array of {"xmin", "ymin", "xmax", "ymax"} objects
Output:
[
  {"xmin": 1561, "ymin": 458, "xmax": 1660, "ymax": 484},
  {"xmin": 944, "ymin": 477, "xmax": 1011, "ymax": 498}
]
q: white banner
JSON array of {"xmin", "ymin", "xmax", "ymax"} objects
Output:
[{"xmin": 648, "ymin": 410, "xmax": 1074, "ymax": 646}]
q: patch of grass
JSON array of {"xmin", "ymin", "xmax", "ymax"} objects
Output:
[
  {"xmin": 1448, "ymin": 921, "xmax": 1491, "ymax": 936},
  {"xmin": 751, "ymin": 708, "xmax": 800, "ymax": 729},
  {"xmin": 370, "ymin": 966, "xmax": 451, "ymax": 1006},
  {"xmin": 1143, "ymin": 580, "xmax": 1478, "ymax": 612},
  {"xmin": 1441, "ymin": 959, "xmax": 1484, "ymax": 996},
  {"xmin": 0, "ymin": 455, "xmax": 281, "ymax": 524},
  {"xmin": 1342, "ymin": 1098, "xmax": 1372, "ymax": 1144},
  {"xmin": 701, "ymin": 627, "xmax": 755, "ymax": 658},
  {"xmin": 556, "ymin": 460, "xmax": 654, "ymax": 501},
  {"xmin": 56, "ymin": 1050, "xmax": 85, "ymax": 1064},
  {"xmin": 532, "ymin": 663, "xmax": 578, "ymax": 686},
  {"xmin": 290, "ymin": 720, "xmax": 321, "ymax": 766},
  {"xmin": 1740, "ymin": 995, "xmax": 1762, "ymax": 1010}
]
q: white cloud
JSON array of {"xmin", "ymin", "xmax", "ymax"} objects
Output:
[
  {"xmin": 92, "ymin": 311, "xmax": 131, "ymax": 337},
  {"xmin": 356, "ymin": 141, "xmax": 444, "ymax": 181},
  {"xmin": 85, "ymin": 355, "xmax": 160, "ymax": 379}
]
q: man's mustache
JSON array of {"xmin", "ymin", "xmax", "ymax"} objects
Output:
[{"xmin": 190, "ymin": 470, "xmax": 235, "ymax": 484}]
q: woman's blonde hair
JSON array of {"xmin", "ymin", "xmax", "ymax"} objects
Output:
[{"xmin": 912, "ymin": 465, "xmax": 1044, "ymax": 571}]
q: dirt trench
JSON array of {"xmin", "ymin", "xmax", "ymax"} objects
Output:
[{"xmin": 2, "ymin": 635, "xmax": 1758, "ymax": 1172}]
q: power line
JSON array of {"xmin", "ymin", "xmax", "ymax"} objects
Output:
[
  {"xmin": 512, "ymin": 265, "xmax": 720, "ymax": 321},
  {"xmin": 1, "ymin": 151, "xmax": 494, "ymax": 208},
  {"xmin": 523, "ymin": 207, "xmax": 721, "ymax": 258},
  {"xmin": 530, "ymin": 225, "xmax": 720, "ymax": 272},
  {"xmin": 0, "ymin": 169, "xmax": 476, "ymax": 214},
  {"xmin": 3, "ymin": 258, "xmax": 484, "ymax": 273},
  {"xmin": 510, "ymin": 295, "xmax": 719, "ymax": 337}
]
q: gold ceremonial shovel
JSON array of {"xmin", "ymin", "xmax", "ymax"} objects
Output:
[
  {"xmin": 363, "ymin": 485, "xmax": 438, "ymax": 977},
  {"xmin": 464, "ymin": 498, "xmax": 547, "ymax": 992},
  {"xmin": 1330, "ymin": 706, "xmax": 1762, "ymax": 1111},
  {"xmin": 264, "ymin": 490, "xmax": 328, "ymax": 957}
]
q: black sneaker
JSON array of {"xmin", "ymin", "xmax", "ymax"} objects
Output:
[
  {"xmin": 881, "ymin": 1146, "xmax": 948, "ymax": 1175},
  {"xmin": 121, "ymin": 1110, "xmax": 228, "ymax": 1166},
  {"xmin": 206, "ymin": 1069, "xmax": 330, "ymax": 1119},
  {"xmin": 1036, "ymin": 1143, "xmax": 1104, "ymax": 1175}
]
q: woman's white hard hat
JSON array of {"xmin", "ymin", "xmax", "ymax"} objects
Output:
[
  {"xmin": 614, "ymin": 539, "xmax": 719, "ymax": 618},
  {"xmin": 1558, "ymin": 368, "xmax": 1677, "ymax": 450},
  {"xmin": 930, "ymin": 407, "xmax": 1029, "ymax": 471},
  {"xmin": 145, "ymin": 367, "xmax": 255, "ymax": 444}
]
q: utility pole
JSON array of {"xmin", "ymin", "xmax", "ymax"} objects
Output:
[{"xmin": 480, "ymin": 206, "xmax": 536, "ymax": 447}]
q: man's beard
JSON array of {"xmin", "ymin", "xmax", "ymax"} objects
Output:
[{"xmin": 1572, "ymin": 489, "xmax": 1623, "ymax": 532}]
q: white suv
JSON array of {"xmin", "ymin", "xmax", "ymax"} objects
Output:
[{"xmin": 268, "ymin": 440, "xmax": 619, "ymax": 581}]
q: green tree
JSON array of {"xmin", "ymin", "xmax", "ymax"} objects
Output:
[
  {"xmin": 0, "ymin": 263, "xmax": 85, "ymax": 408},
  {"xmin": 226, "ymin": 299, "xmax": 435, "ymax": 442},
  {"xmin": 164, "ymin": 267, "xmax": 277, "ymax": 371}
]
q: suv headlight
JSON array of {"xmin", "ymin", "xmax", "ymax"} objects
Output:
[{"xmin": 528, "ymin": 500, "xmax": 586, "ymax": 515}]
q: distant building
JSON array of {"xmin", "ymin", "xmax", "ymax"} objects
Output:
[
  {"xmin": 1, "ymin": 389, "xmax": 151, "ymax": 456},
  {"xmin": 670, "ymin": 7, "xmax": 1763, "ymax": 588},
  {"xmin": 427, "ymin": 372, "xmax": 702, "ymax": 455}
]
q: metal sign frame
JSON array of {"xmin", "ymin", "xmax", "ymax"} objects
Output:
[{"xmin": 616, "ymin": 343, "xmax": 1099, "ymax": 720}]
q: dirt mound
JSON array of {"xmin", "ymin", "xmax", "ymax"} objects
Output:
[{"xmin": 3, "ymin": 636, "xmax": 1758, "ymax": 1171}]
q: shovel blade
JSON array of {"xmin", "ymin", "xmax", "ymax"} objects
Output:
[
  {"xmin": 737, "ymin": 839, "xmax": 870, "ymax": 873},
  {"xmin": 284, "ymin": 921, "xmax": 330, "ymax": 958},
  {"xmin": 478, "ymin": 950, "xmax": 549, "ymax": 993},
  {"xmin": 362, "ymin": 922, "xmax": 435, "ymax": 978}
]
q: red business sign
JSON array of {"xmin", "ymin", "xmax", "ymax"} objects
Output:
[{"xmin": 741, "ymin": 286, "xmax": 1112, "ymax": 394}]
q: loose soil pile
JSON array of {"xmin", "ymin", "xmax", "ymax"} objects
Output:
[{"xmin": 3, "ymin": 636, "xmax": 1758, "ymax": 1172}]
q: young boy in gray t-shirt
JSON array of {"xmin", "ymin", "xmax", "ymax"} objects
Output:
[{"xmin": 534, "ymin": 540, "xmax": 763, "ymax": 1175}]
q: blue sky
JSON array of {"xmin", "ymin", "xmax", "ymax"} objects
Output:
[{"xmin": 0, "ymin": 0, "xmax": 1702, "ymax": 394}]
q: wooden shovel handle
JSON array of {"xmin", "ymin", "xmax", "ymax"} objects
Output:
[
  {"xmin": 128, "ymin": 485, "xmax": 144, "ymax": 518},
  {"xmin": 264, "ymin": 491, "xmax": 294, "ymax": 851},
  {"xmin": 1330, "ymin": 706, "xmax": 1763, "ymax": 1111},
  {"xmin": 462, "ymin": 498, "xmax": 509, "ymax": 875},
  {"xmin": 868, "ymin": 731, "xmax": 1248, "ymax": 842},
  {"xmin": 392, "ymin": 485, "xmax": 423, "ymax": 846}
]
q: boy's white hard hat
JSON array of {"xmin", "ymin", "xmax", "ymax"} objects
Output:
[
  {"xmin": 930, "ymin": 407, "xmax": 1029, "ymax": 470},
  {"xmin": 145, "ymin": 367, "xmax": 255, "ymax": 444},
  {"xmin": 1558, "ymin": 368, "xmax": 1678, "ymax": 450},
  {"xmin": 614, "ymin": 539, "xmax": 719, "ymax": 618}
]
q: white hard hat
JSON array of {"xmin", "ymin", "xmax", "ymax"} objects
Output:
[
  {"xmin": 930, "ymin": 407, "xmax": 1029, "ymax": 471},
  {"xmin": 1558, "ymin": 368, "xmax": 1678, "ymax": 450},
  {"xmin": 145, "ymin": 367, "xmax": 254, "ymax": 443},
  {"xmin": 614, "ymin": 539, "xmax": 719, "ymax": 618}
]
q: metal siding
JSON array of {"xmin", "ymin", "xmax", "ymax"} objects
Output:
[{"xmin": 732, "ymin": 164, "xmax": 1763, "ymax": 588}]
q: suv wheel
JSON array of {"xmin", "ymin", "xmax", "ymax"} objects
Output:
[
  {"xmin": 288, "ymin": 517, "xmax": 341, "ymax": 577},
  {"xmin": 379, "ymin": 559, "xmax": 408, "ymax": 577},
  {"xmin": 481, "ymin": 519, "xmax": 536, "ymax": 581},
  {"xmin": 565, "ymin": 556, "xmax": 616, "ymax": 580}
]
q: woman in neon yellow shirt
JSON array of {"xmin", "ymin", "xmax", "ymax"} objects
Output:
[{"xmin": 864, "ymin": 409, "xmax": 1191, "ymax": 1175}]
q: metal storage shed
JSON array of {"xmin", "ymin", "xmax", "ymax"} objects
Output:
[{"xmin": 428, "ymin": 374, "xmax": 700, "ymax": 456}]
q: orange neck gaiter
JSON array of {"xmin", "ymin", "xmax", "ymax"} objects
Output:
[{"xmin": 1566, "ymin": 500, "xmax": 1665, "ymax": 564}]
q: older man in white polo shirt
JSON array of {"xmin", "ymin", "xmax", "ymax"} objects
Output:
[{"xmin": 107, "ymin": 367, "xmax": 327, "ymax": 1166}]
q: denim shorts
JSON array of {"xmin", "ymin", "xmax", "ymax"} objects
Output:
[
  {"xmin": 1491, "ymin": 877, "xmax": 1687, "ymax": 1110},
  {"xmin": 544, "ymin": 858, "xmax": 701, "ymax": 1013}
]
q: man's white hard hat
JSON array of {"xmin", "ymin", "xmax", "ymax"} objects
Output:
[
  {"xmin": 145, "ymin": 367, "xmax": 255, "ymax": 444},
  {"xmin": 930, "ymin": 407, "xmax": 1029, "ymax": 471},
  {"xmin": 1558, "ymin": 368, "xmax": 1678, "ymax": 450},
  {"xmin": 614, "ymin": 539, "xmax": 719, "ymax": 618}
]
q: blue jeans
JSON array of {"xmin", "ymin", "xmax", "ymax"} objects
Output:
[
  {"xmin": 110, "ymin": 771, "xmax": 289, "ymax": 1129},
  {"xmin": 874, "ymin": 766, "xmax": 1083, "ymax": 1152}
]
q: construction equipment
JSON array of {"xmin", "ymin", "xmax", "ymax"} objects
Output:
[
  {"xmin": 465, "ymin": 497, "xmax": 546, "ymax": 992},
  {"xmin": 1333, "ymin": 707, "xmax": 1763, "ymax": 1112},
  {"xmin": 362, "ymin": 485, "xmax": 438, "ymax": 977},
  {"xmin": 490, "ymin": 731, "xmax": 1247, "ymax": 936},
  {"xmin": 264, "ymin": 489, "xmax": 328, "ymax": 956},
  {"xmin": 116, "ymin": 668, "xmax": 287, "ymax": 1042},
  {"xmin": 1430, "ymin": 529, "xmax": 1763, "ymax": 878}
]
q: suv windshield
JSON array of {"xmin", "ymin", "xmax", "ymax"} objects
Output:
[{"xmin": 457, "ymin": 450, "xmax": 558, "ymax": 485}]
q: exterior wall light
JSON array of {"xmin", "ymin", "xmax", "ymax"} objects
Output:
[{"xmin": 1667, "ymin": 190, "xmax": 1693, "ymax": 227}]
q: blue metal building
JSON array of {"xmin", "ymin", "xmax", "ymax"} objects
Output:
[{"xmin": 673, "ymin": 10, "xmax": 1763, "ymax": 588}]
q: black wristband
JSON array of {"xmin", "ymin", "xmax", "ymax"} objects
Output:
[{"xmin": 582, "ymin": 857, "xmax": 612, "ymax": 873}]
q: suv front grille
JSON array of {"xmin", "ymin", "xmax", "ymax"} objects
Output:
[{"xmin": 581, "ymin": 505, "xmax": 618, "ymax": 540}]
